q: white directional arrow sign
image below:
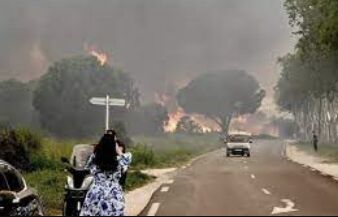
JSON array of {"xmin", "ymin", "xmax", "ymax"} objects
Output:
[
  {"xmin": 90, "ymin": 97, "xmax": 126, "ymax": 107},
  {"xmin": 271, "ymin": 199, "xmax": 298, "ymax": 215},
  {"xmin": 89, "ymin": 95, "xmax": 126, "ymax": 131}
]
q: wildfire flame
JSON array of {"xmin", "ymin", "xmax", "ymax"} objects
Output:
[
  {"xmin": 90, "ymin": 50, "xmax": 108, "ymax": 66},
  {"xmin": 156, "ymin": 92, "xmax": 220, "ymax": 133},
  {"xmin": 164, "ymin": 108, "xmax": 185, "ymax": 132},
  {"xmin": 84, "ymin": 43, "xmax": 109, "ymax": 66}
]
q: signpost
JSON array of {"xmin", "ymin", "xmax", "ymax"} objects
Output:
[{"xmin": 89, "ymin": 95, "xmax": 126, "ymax": 131}]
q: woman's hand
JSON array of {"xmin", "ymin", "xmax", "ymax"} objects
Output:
[{"xmin": 116, "ymin": 143, "xmax": 124, "ymax": 156}]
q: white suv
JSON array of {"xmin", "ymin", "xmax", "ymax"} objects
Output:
[{"xmin": 225, "ymin": 134, "xmax": 252, "ymax": 157}]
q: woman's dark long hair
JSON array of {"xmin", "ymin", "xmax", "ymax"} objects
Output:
[{"xmin": 94, "ymin": 133, "xmax": 119, "ymax": 172}]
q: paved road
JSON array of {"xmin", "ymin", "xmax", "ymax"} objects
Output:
[{"xmin": 140, "ymin": 140, "xmax": 338, "ymax": 216}]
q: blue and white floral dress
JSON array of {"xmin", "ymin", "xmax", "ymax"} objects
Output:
[{"xmin": 80, "ymin": 153, "xmax": 132, "ymax": 216}]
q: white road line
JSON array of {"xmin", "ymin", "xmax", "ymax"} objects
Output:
[
  {"xmin": 147, "ymin": 203, "xmax": 161, "ymax": 216},
  {"xmin": 244, "ymin": 166, "xmax": 249, "ymax": 170},
  {"xmin": 271, "ymin": 199, "xmax": 298, "ymax": 215},
  {"xmin": 182, "ymin": 166, "xmax": 187, "ymax": 169},
  {"xmin": 161, "ymin": 186, "xmax": 170, "ymax": 192},
  {"xmin": 243, "ymin": 160, "xmax": 247, "ymax": 164},
  {"xmin": 166, "ymin": 179, "xmax": 174, "ymax": 184},
  {"xmin": 320, "ymin": 172, "xmax": 329, "ymax": 177},
  {"xmin": 262, "ymin": 188, "xmax": 271, "ymax": 195},
  {"xmin": 251, "ymin": 174, "xmax": 256, "ymax": 179}
]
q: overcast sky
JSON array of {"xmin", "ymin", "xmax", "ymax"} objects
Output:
[{"xmin": 0, "ymin": 0, "xmax": 295, "ymax": 114}]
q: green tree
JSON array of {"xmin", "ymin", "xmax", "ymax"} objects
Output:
[
  {"xmin": 126, "ymin": 103, "xmax": 169, "ymax": 135},
  {"xmin": 33, "ymin": 56, "xmax": 139, "ymax": 138},
  {"xmin": 275, "ymin": 0, "xmax": 338, "ymax": 143},
  {"xmin": 177, "ymin": 70, "xmax": 265, "ymax": 134},
  {"xmin": 0, "ymin": 79, "xmax": 36, "ymax": 127}
]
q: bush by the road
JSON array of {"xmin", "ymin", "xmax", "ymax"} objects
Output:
[{"xmin": 0, "ymin": 126, "xmax": 42, "ymax": 171}]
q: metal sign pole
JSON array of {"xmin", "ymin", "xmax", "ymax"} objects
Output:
[{"xmin": 106, "ymin": 95, "xmax": 110, "ymax": 131}]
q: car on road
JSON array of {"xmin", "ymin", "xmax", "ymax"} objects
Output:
[
  {"xmin": 225, "ymin": 133, "xmax": 252, "ymax": 157},
  {"xmin": 0, "ymin": 160, "xmax": 44, "ymax": 216}
]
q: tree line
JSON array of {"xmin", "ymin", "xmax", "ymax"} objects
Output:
[
  {"xmin": 0, "ymin": 58, "xmax": 266, "ymax": 138},
  {"xmin": 0, "ymin": 56, "xmax": 169, "ymax": 138},
  {"xmin": 275, "ymin": 0, "xmax": 338, "ymax": 143}
]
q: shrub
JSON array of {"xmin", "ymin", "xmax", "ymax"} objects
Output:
[
  {"xmin": 130, "ymin": 144, "xmax": 157, "ymax": 169},
  {"xmin": 125, "ymin": 171, "xmax": 155, "ymax": 191},
  {"xmin": 0, "ymin": 126, "xmax": 42, "ymax": 171}
]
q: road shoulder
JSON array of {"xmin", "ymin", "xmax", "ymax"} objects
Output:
[
  {"xmin": 286, "ymin": 142, "xmax": 338, "ymax": 180},
  {"xmin": 125, "ymin": 168, "xmax": 177, "ymax": 216}
]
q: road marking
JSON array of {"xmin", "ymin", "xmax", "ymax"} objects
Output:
[
  {"xmin": 320, "ymin": 172, "xmax": 329, "ymax": 177},
  {"xmin": 243, "ymin": 160, "xmax": 247, "ymax": 164},
  {"xmin": 161, "ymin": 186, "xmax": 170, "ymax": 192},
  {"xmin": 262, "ymin": 188, "xmax": 271, "ymax": 195},
  {"xmin": 244, "ymin": 166, "xmax": 249, "ymax": 170},
  {"xmin": 251, "ymin": 174, "xmax": 256, "ymax": 179},
  {"xmin": 182, "ymin": 166, "xmax": 187, "ymax": 169},
  {"xmin": 147, "ymin": 203, "xmax": 161, "ymax": 216},
  {"xmin": 166, "ymin": 179, "xmax": 174, "ymax": 184},
  {"xmin": 271, "ymin": 199, "xmax": 298, "ymax": 215}
]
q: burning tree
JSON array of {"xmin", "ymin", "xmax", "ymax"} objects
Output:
[{"xmin": 177, "ymin": 70, "xmax": 265, "ymax": 134}]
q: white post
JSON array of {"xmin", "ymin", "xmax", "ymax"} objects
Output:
[{"xmin": 106, "ymin": 95, "xmax": 110, "ymax": 131}]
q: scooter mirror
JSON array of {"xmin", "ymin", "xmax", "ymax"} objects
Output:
[{"xmin": 61, "ymin": 157, "xmax": 70, "ymax": 164}]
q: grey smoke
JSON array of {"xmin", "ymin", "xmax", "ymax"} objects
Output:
[{"xmin": 0, "ymin": 0, "xmax": 294, "ymax": 113}]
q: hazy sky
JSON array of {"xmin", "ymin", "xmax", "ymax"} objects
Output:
[{"xmin": 0, "ymin": 0, "xmax": 295, "ymax": 114}]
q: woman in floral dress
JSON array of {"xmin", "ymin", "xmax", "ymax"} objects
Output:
[{"xmin": 80, "ymin": 132, "xmax": 132, "ymax": 216}]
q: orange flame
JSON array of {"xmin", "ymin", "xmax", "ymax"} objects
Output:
[
  {"xmin": 90, "ymin": 50, "xmax": 108, "ymax": 66},
  {"xmin": 156, "ymin": 91, "xmax": 221, "ymax": 133},
  {"xmin": 164, "ymin": 108, "xmax": 186, "ymax": 132},
  {"xmin": 84, "ymin": 44, "xmax": 109, "ymax": 66}
]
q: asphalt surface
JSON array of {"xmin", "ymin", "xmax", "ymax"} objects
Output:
[{"xmin": 140, "ymin": 140, "xmax": 338, "ymax": 216}]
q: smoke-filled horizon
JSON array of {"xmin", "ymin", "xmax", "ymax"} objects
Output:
[{"xmin": 0, "ymin": 0, "xmax": 295, "ymax": 115}]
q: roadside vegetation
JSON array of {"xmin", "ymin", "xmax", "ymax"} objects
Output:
[
  {"xmin": 293, "ymin": 142, "xmax": 338, "ymax": 164},
  {"xmin": 275, "ymin": 0, "xmax": 338, "ymax": 146}
]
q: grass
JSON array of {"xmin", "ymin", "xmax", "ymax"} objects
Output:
[
  {"xmin": 294, "ymin": 142, "xmax": 338, "ymax": 163},
  {"xmin": 23, "ymin": 133, "xmax": 220, "ymax": 215},
  {"xmin": 25, "ymin": 170, "xmax": 66, "ymax": 216},
  {"xmin": 131, "ymin": 133, "xmax": 221, "ymax": 169}
]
